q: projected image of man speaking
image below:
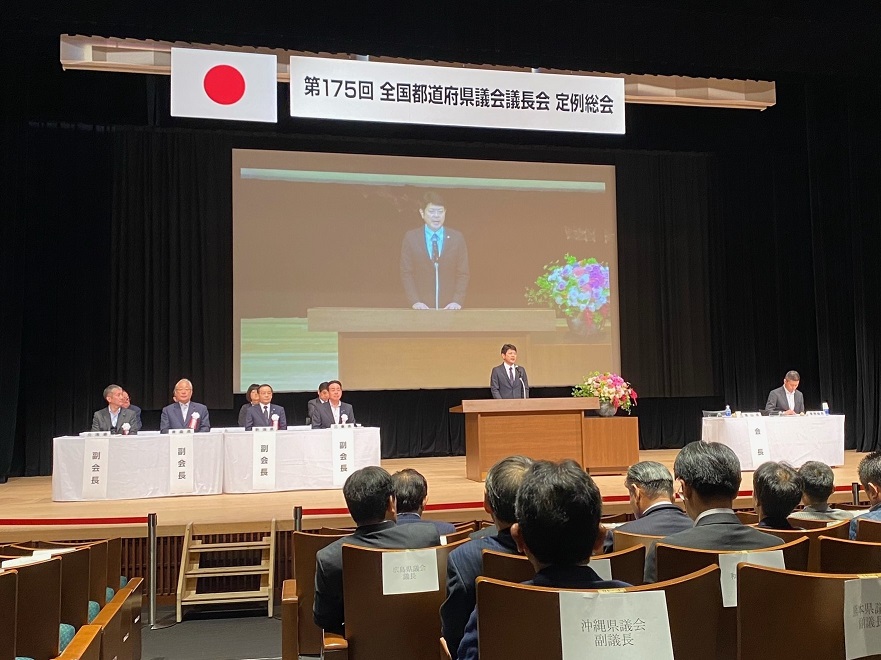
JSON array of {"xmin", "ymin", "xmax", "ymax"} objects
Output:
[{"xmin": 399, "ymin": 191, "xmax": 470, "ymax": 310}]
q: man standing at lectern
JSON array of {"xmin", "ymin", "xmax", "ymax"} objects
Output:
[
  {"xmin": 765, "ymin": 370, "xmax": 805, "ymax": 415},
  {"xmin": 490, "ymin": 344, "xmax": 529, "ymax": 399},
  {"xmin": 400, "ymin": 192, "xmax": 470, "ymax": 310}
]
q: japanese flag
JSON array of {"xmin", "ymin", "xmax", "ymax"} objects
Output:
[{"xmin": 171, "ymin": 48, "xmax": 277, "ymax": 123}]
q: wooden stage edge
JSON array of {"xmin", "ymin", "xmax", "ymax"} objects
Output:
[{"xmin": 0, "ymin": 449, "xmax": 868, "ymax": 542}]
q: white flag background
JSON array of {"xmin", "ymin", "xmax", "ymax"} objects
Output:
[{"xmin": 171, "ymin": 48, "xmax": 277, "ymax": 122}]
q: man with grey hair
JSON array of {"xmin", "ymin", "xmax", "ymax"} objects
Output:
[
  {"xmin": 790, "ymin": 461, "xmax": 853, "ymax": 521},
  {"xmin": 602, "ymin": 461, "xmax": 692, "ymax": 553},
  {"xmin": 765, "ymin": 370, "xmax": 805, "ymax": 415},
  {"xmin": 644, "ymin": 442, "xmax": 782, "ymax": 583},
  {"xmin": 850, "ymin": 452, "xmax": 881, "ymax": 539},
  {"xmin": 91, "ymin": 384, "xmax": 141, "ymax": 434},
  {"xmin": 441, "ymin": 455, "xmax": 533, "ymax": 658},
  {"xmin": 160, "ymin": 379, "xmax": 211, "ymax": 432}
]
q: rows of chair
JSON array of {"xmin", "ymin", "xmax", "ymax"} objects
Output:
[
  {"xmin": 0, "ymin": 538, "xmax": 142, "ymax": 660},
  {"xmin": 280, "ymin": 514, "xmax": 881, "ymax": 660}
]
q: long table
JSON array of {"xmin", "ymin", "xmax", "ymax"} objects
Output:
[
  {"xmin": 51, "ymin": 428, "xmax": 381, "ymax": 501},
  {"xmin": 701, "ymin": 415, "xmax": 845, "ymax": 470}
]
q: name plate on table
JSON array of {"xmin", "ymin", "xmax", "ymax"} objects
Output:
[
  {"xmin": 331, "ymin": 425, "xmax": 356, "ymax": 487},
  {"xmin": 559, "ymin": 590, "xmax": 674, "ymax": 660},
  {"xmin": 252, "ymin": 428, "xmax": 277, "ymax": 490},
  {"xmin": 745, "ymin": 417, "xmax": 771, "ymax": 466},
  {"xmin": 169, "ymin": 431, "xmax": 194, "ymax": 494},
  {"xmin": 81, "ymin": 436, "xmax": 110, "ymax": 499}
]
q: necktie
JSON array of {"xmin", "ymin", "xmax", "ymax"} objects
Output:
[
  {"xmin": 509, "ymin": 367, "xmax": 515, "ymax": 384},
  {"xmin": 431, "ymin": 234, "xmax": 439, "ymax": 261},
  {"xmin": 182, "ymin": 404, "xmax": 188, "ymax": 420},
  {"xmin": 263, "ymin": 405, "xmax": 269, "ymax": 422}
]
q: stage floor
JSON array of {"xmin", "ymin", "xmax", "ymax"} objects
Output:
[{"xmin": 0, "ymin": 449, "xmax": 868, "ymax": 541}]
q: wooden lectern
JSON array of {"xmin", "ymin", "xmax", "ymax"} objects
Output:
[{"xmin": 450, "ymin": 398, "xmax": 639, "ymax": 481}]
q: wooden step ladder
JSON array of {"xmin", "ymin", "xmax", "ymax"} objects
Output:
[{"xmin": 176, "ymin": 519, "xmax": 276, "ymax": 622}]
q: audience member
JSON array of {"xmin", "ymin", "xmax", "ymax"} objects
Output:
[
  {"xmin": 245, "ymin": 384, "xmax": 287, "ymax": 430},
  {"xmin": 307, "ymin": 382, "xmax": 330, "ymax": 423},
  {"xmin": 644, "ymin": 441, "xmax": 782, "ymax": 583},
  {"xmin": 790, "ymin": 461, "xmax": 853, "ymax": 521},
  {"xmin": 91, "ymin": 384, "xmax": 141, "ymax": 434},
  {"xmin": 602, "ymin": 461, "xmax": 693, "ymax": 553},
  {"xmin": 312, "ymin": 380, "xmax": 355, "ymax": 428},
  {"xmin": 391, "ymin": 468, "xmax": 456, "ymax": 535},
  {"xmin": 458, "ymin": 459, "xmax": 629, "ymax": 660},
  {"xmin": 441, "ymin": 456, "xmax": 533, "ymax": 657},
  {"xmin": 120, "ymin": 390, "xmax": 142, "ymax": 428},
  {"xmin": 752, "ymin": 461, "xmax": 804, "ymax": 530},
  {"xmin": 850, "ymin": 451, "xmax": 881, "ymax": 539},
  {"xmin": 313, "ymin": 466, "xmax": 440, "ymax": 634},
  {"xmin": 159, "ymin": 379, "xmax": 211, "ymax": 432},
  {"xmin": 237, "ymin": 383, "xmax": 260, "ymax": 427}
]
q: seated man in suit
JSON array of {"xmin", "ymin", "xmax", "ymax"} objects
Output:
[
  {"xmin": 441, "ymin": 456, "xmax": 533, "ymax": 659},
  {"xmin": 244, "ymin": 384, "xmax": 287, "ymax": 430},
  {"xmin": 391, "ymin": 468, "xmax": 456, "ymax": 535},
  {"xmin": 91, "ymin": 384, "xmax": 141, "ymax": 435},
  {"xmin": 765, "ymin": 370, "xmax": 805, "ymax": 415},
  {"xmin": 753, "ymin": 461, "xmax": 804, "ymax": 530},
  {"xmin": 790, "ymin": 461, "xmax": 854, "ymax": 521},
  {"xmin": 490, "ymin": 343, "xmax": 529, "ymax": 399},
  {"xmin": 602, "ymin": 460, "xmax": 693, "ymax": 553},
  {"xmin": 644, "ymin": 441, "xmax": 782, "ymax": 583},
  {"xmin": 306, "ymin": 381, "xmax": 330, "ymax": 424},
  {"xmin": 311, "ymin": 380, "xmax": 355, "ymax": 428},
  {"xmin": 159, "ymin": 379, "xmax": 211, "ymax": 433},
  {"xmin": 313, "ymin": 466, "xmax": 440, "ymax": 634},
  {"xmin": 120, "ymin": 390, "xmax": 142, "ymax": 429},
  {"xmin": 458, "ymin": 460, "xmax": 629, "ymax": 660},
  {"xmin": 850, "ymin": 451, "xmax": 881, "ymax": 539}
]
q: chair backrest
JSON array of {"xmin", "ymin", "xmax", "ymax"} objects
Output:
[
  {"xmin": 735, "ymin": 511, "xmax": 758, "ymax": 524},
  {"xmin": 856, "ymin": 517, "xmax": 881, "ymax": 542},
  {"xmin": 91, "ymin": 588, "xmax": 127, "ymax": 660},
  {"xmin": 600, "ymin": 512, "xmax": 629, "ymax": 524},
  {"xmin": 655, "ymin": 535, "xmax": 810, "ymax": 583},
  {"xmin": 318, "ymin": 527, "xmax": 356, "ymax": 535},
  {"xmin": 737, "ymin": 564, "xmax": 868, "ymax": 659},
  {"xmin": 763, "ymin": 520, "xmax": 850, "ymax": 571},
  {"xmin": 593, "ymin": 544, "xmax": 647, "ymax": 586},
  {"xmin": 441, "ymin": 528, "xmax": 472, "ymax": 545},
  {"xmin": 612, "ymin": 529, "xmax": 663, "ymax": 553},
  {"xmin": 475, "ymin": 565, "xmax": 721, "ymax": 660},
  {"xmin": 788, "ymin": 516, "xmax": 831, "ymax": 529},
  {"xmin": 292, "ymin": 531, "xmax": 348, "ymax": 655},
  {"xmin": 832, "ymin": 503, "xmax": 870, "ymax": 511},
  {"xmin": 0, "ymin": 569, "xmax": 17, "ymax": 660},
  {"xmin": 819, "ymin": 536, "xmax": 881, "ymax": 574},
  {"xmin": 121, "ymin": 577, "xmax": 144, "ymax": 660},
  {"xmin": 481, "ymin": 550, "xmax": 534, "ymax": 584},
  {"xmin": 10, "ymin": 556, "xmax": 62, "ymax": 660},
  {"xmin": 341, "ymin": 540, "xmax": 467, "ymax": 659},
  {"xmin": 53, "ymin": 624, "xmax": 103, "ymax": 660},
  {"xmin": 453, "ymin": 521, "xmax": 479, "ymax": 533}
]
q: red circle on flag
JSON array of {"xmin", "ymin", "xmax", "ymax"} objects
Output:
[{"xmin": 203, "ymin": 65, "xmax": 246, "ymax": 105}]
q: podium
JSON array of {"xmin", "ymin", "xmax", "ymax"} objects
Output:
[{"xmin": 451, "ymin": 398, "xmax": 638, "ymax": 481}]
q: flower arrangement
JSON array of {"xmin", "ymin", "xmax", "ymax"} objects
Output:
[
  {"xmin": 525, "ymin": 254, "xmax": 611, "ymax": 335},
  {"xmin": 573, "ymin": 371, "xmax": 638, "ymax": 414}
]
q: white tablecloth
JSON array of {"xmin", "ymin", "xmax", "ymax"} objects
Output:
[
  {"xmin": 52, "ymin": 433, "xmax": 225, "ymax": 501},
  {"xmin": 701, "ymin": 415, "xmax": 845, "ymax": 470},
  {"xmin": 222, "ymin": 427, "xmax": 382, "ymax": 493}
]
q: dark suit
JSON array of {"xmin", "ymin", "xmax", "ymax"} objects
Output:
[
  {"xmin": 244, "ymin": 403, "xmax": 288, "ymax": 430},
  {"xmin": 644, "ymin": 510, "xmax": 782, "ymax": 583},
  {"xmin": 441, "ymin": 528, "xmax": 519, "ymax": 658},
  {"xmin": 90, "ymin": 407, "xmax": 141, "ymax": 434},
  {"xmin": 159, "ymin": 401, "xmax": 211, "ymax": 433},
  {"xmin": 400, "ymin": 227, "xmax": 469, "ymax": 309},
  {"xmin": 490, "ymin": 363, "xmax": 529, "ymax": 399},
  {"xmin": 313, "ymin": 520, "xmax": 441, "ymax": 634},
  {"xmin": 396, "ymin": 512, "xmax": 456, "ymax": 536},
  {"xmin": 125, "ymin": 404, "xmax": 142, "ymax": 428},
  {"xmin": 602, "ymin": 502, "xmax": 693, "ymax": 553},
  {"xmin": 457, "ymin": 564, "xmax": 630, "ymax": 660},
  {"xmin": 307, "ymin": 397, "xmax": 327, "ymax": 424},
  {"xmin": 312, "ymin": 402, "xmax": 355, "ymax": 429},
  {"xmin": 765, "ymin": 386, "xmax": 805, "ymax": 414},
  {"xmin": 237, "ymin": 403, "xmax": 251, "ymax": 428}
]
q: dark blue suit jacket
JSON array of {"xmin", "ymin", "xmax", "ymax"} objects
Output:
[
  {"xmin": 602, "ymin": 503, "xmax": 693, "ymax": 553},
  {"xmin": 245, "ymin": 403, "xmax": 288, "ymax": 430},
  {"xmin": 160, "ymin": 401, "xmax": 211, "ymax": 432},
  {"xmin": 489, "ymin": 364, "xmax": 529, "ymax": 399},
  {"xmin": 396, "ymin": 512, "xmax": 457, "ymax": 536},
  {"xmin": 311, "ymin": 401, "xmax": 355, "ymax": 429},
  {"xmin": 441, "ymin": 528, "xmax": 519, "ymax": 658},
  {"xmin": 457, "ymin": 564, "xmax": 630, "ymax": 660}
]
